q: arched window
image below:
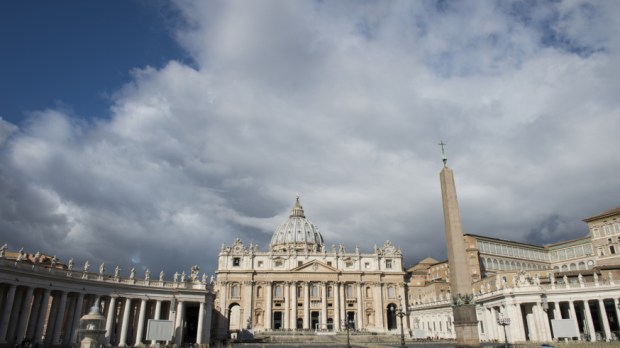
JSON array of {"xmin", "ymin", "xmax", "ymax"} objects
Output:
[
  {"xmin": 327, "ymin": 286, "xmax": 333, "ymax": 298},
  {"xmin": 297, "ymin": 286, "xmax": 303, "ymax": 297},
  {"xmin": 346, "ymin": 284, "xmax": 354, "ymax": 298},
  {"xmin": 553, "ymin": 266, "xmax": 560, "ymax": 272},
  {"xmin": 578, "ymin": 262, "xmax": 586, "ymax": 270},
  {"xmin": 569, "ymin": 263, "xmax": 577, "ymax": 271},
  {"xmin": 366, "ymin": 286, "xmax": 372, "ymax": 298},
  {"xmin": 256, "ymin": 286, "xmax": 263, "ymax": 298},
  {"xmin": 561, "ymin": 265, "xmax": 568, "ymax": 272}
]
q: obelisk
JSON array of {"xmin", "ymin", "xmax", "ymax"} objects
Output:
[{"xmin": 438, "ymin": 142, "xmax": 480, "ymax": 347}]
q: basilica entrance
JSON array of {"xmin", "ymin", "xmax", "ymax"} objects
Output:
[
  {"xmin": 387, "ymin": 303, "xmax": 397, "ymax": 330},
  {"xmin": 273, "ymin": 312, "xmax": 283, "ymax": 329},
  {"xmin": 311, "ymin": 311, "xmax": 320, "ymax": 330},
  {"xmin": 346, "ymin": 312, "xmax": 356, "ymax": 330}
]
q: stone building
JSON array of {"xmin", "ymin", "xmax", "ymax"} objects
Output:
[{"xmin": 213, "ymin": 196, "xmax": 407, "ymax": 340}]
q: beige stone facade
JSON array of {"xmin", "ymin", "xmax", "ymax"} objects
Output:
[
  {"xmin": 585, "ymin": 206, "xmax": 620, "ymax": 266},
  {"xmin": 213, "ymin": 197, "xmax": 406, "ymax": 340}
]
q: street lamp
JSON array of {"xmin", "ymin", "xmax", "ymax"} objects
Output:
[
  {"xmin": 389, "ymin": 296, "xmax": 407, "ymax": 348},
  {"xmin": 497, "ymin": 316, "xmax": 510, "ymax": 348},
  {"xmin": 341, "ymin": 319, "xmax": 353, "ymax": 348}
]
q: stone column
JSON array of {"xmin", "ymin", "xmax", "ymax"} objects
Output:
[
  {"xmin": 44, "ymin": 292, "xmax": 59, "ymax": 346},
  {"xmin": 284, "ymin": 282, "xmax": 290, "ymax": 330},
  {"xmin": 542, "ymin": 304, "xmax": 553, "ymax": 341},
  {"xmin": 119, "ymin": 298, "xmax": 132, "ymax": 347},
  {"xmin": 356, "ymin": 283, "xmax": 363, "ymax": 330},
  {"xmin": 484, "ymin": 307, "xmax": 496, "ymax": 341},
  {"xmin": 105, "ymin": 296, "xmax": 117, "ymax": 345},
  {"xmin": 34, "ymin": 289, "xmax": 52, "ymax": 343},
  {"xmin": 16, "ymin": 287, "xmax": 35, "ymax": 343},
  {"xmin": 333, "ymin": 282, "xmax": 340, "ymax": 331},
  {"xmin": 26, "ymin": 290, "xmax": 43, "ymax": 340},
  {"xmin": 150, "ymin": 299, "xmax": 162, "ymax": 345},
  {"xmin": 514, "ymin": 303, "xmax": 528, "ymax": 342},
  {"xmin": 553, "ymin": 302, "xmax": 561, "ymax": 320},
  {"xmin": 70, "ymin": 293, "xmax": 85, "ymax": 342},
  {"xmin": 598, "ymin": 299, "xmax": 611, "ymax": 341},
  {"xmin": 265, "ymin": 282, "xmax": 273, "ymax": 330},
  {"xmin": 321, "ymin": 282, "xmax": 327, "ymax": 330},
  {"xmin": 614, "ymin": 298, "xmax": 620, "ymax": 338},
  {"xmin": 583, "ymin": 300, "xmax": 595, "ymax": 341},
  {"xmin": 568, "ymin": 301, "xmax": 581, "ymax": 340},
  {"xmin": 203, "ymin": 297, "xmax": 214, "ymax": 344},
  {"xmin": 52, "ymin": 291, "xmax": 68, "ymax": 344},
  {"xmin": 340, "ymin": 282, "xmax": 347, "ymax": 328},
  {"xmin": 374, "ymin": 283, "xmax": 384, "ymax": 330},
  {"xmin": 196, "ymin": 302, "xmax": 205, "ymax": 344},
  {"xmin": 0, "ymin": 284, "xmax": 17, "ymax": 342},
  {"xmin": 290, "ymin": 282, "xmax": 297, "ymax": 329},
  {"xmin": 244, "ymin": 281, "xmax": 253, "ymax": 330},
  {"xmin": 174, "ymin": 300, "xmax": 184, "ymax": 347},
  {"xmin": 303, "ymin": 282, "xmax": 309, "ymax": 329},
  {"xmin": 135, "ymin": 299, "xmax": 147, "ymax": 344}
]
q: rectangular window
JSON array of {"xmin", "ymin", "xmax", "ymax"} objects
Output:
[
  {"xmin": 386, "ymin": 259, "xmax": 392, "ymax": 269},
  {"xmin": 257, "ymin": 260, "xmax": 263, "ymax": 267},
  {"xmin": 298, "ymin": 261, "xmax": 303, "ymax": 267},
  {"xmin": 364, "ymin": 262, "xmax": 370, "ymax": 269},
  {"xmin": 233, "ymin": 257, "xmax": 240, "ymax": 267},
  {"xmin": 327, "ymin": 261, "xmax": 332, "ymax": 266}
]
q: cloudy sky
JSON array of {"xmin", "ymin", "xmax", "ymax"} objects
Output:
[{"xmin": 1, "ymin": 0, "xmax": 619, "ymax": 279}]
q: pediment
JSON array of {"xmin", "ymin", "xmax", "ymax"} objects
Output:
[{"xmin": 292, "ymin": 260, "xmax": 339, "ymax": 273}]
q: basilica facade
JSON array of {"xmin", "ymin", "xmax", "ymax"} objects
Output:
[{"xmin": 213, "ymin": 196, "xmax": 407, "ymax": 339}]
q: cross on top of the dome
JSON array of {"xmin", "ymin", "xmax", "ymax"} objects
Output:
[{"xmin": 290, "ymin": 194, "xmax": 305, "ymax": 218}]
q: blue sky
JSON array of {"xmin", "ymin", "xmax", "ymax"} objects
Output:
[
  {"xmin": 0, "ymin": 1, "xmax": 185, "ymax": 124},
  {"xmin": 0, "ymin": 1, "xmax": 619, "ymax": 278}
]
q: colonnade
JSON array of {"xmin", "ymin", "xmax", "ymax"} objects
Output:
[
  {"xmin": 480, "ymin": 297, "xmax": 620, "ymax": 342},
  {"xmin": 0, "ymin": 282, "xmax": 213, "ymax": 347}
]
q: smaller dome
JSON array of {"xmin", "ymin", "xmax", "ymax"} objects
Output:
[{"xmin": 270, "ymin": 196, "xmax": 324, "ymax": 252}]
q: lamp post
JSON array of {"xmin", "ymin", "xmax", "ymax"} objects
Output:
[
  {"xmin": 341, "ymin": 319, "xmax": 352, "ymax": 348},
  {"xmin": 497, "ymin": 316, "xmax": 510, "ymax": 348}
]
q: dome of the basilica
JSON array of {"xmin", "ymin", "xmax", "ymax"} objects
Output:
[{"xmin": 270, "ymin": 196, "xmax": 324, "ymax": 252}]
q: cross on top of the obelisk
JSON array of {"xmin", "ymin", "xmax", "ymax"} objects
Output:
[{"xmin": 438, "ymin": 140, "xmax": 447, "ymax": 166}]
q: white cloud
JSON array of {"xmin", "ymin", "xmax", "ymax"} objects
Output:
[{"xmin": 0, "ymin": 1, "xmax": 619, "ymax": 275}]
